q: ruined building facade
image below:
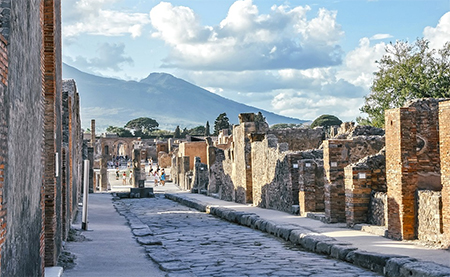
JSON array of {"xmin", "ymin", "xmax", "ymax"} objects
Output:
[
  {"xmin": 174, "ymin": 100, "xmax": 450, "ymax": 246},
  {"xmin": 0, "ymin": 1, "xmax": 83, "ymax": 275}
]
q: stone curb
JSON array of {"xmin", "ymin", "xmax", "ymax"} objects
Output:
[{"xmin": 165, "ymin": 193, "xmax": 450, "ymax": 277}]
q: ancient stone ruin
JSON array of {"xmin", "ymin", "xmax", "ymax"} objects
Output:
[{"xmin": 172, "ymin": 100, "xmax": 450, "ymax": 247}]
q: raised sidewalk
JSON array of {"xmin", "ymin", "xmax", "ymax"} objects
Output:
[{"xmin": 165, "ymin": 190, "xmax": 450, "ymax": 277}]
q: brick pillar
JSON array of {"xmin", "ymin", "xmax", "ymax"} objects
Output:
[
  {"xmin": 298, "ymin": 160, "xmax": 317, "ymax": 215},
  {"xmin": 43, "ymin": 0, "xmax": 58, "ymax": 266},
  {"xmin": 0, "ymin": 34, "xmax": 8, "ymax": 272},
  {"xmin": 323, "ymin": 140, "xmax": 352, "ymax": 223},
  {"xmin": 439, "ymin": 100, "xmax": 450, "ymax": 244},
  {"xmin": 345, "ymin": 166, "xmax": 372, "ymax": 226},
  {"xmin": 90, "ymin": 119, "xmax": 95, "ymax": 147},
  {"xmin": 385, "ymin": 108, "xmax": 418, "ymax": 240}
]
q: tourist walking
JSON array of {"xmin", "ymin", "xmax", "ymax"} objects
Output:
[
  {"xmin": 154, "ymin": 171, "xmax": 160, "ymax": 186},
  {"xmin": 129, "ymin": 171, "xmax": 133, "ymax": 185},
  {"xmin": 122, "ymin": 172, "xmax": 127, "ymax": 185},
  {"xmin": 160, "ymin": 169, "xmax": 166, "ymax": 186}
]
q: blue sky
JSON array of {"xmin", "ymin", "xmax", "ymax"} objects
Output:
[{"xmin": 62, "ymin": 0, "xmax": 450, "ymax": 123}]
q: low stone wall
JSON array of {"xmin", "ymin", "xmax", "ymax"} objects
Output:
[{"xmin": 417, "ymin": 190, "xmax": 444, "ymax": 243}]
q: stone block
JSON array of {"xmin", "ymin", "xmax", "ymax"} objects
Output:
[
  {"xmin": 159, "ymin": 261, "xmax": 190, "ymax": 272},
  {"xmin": 398, "ymin": 261, "xmax": 450, "ymax": 277},
  {"xmin": 330, "ymin": 244, "xmax": 358, "ymax": 261},
  {"xmin": 349, "ymin": 250, "xmax": 407, "ymax": 275},
  {"xmin": 299, "ymin": 235, "xmax": 332, "ymax": 252},
  {"xmin": 132, "ymin": 227, "xmax": 153, "ymax": 237},
  {"xmin": 385, "ymin": 258, "xmax": 418, "ymax": 277},
  {"xmin": 136, "ymin": 236, "xmax": 162, "ymax": 246}
]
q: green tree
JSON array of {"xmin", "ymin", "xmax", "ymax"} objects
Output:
[
  {"xmin": 254, "ymin": 112, "xmax": 266, "ymax": 123},
  {"xmin": 106, "ymin": 126, "xmax": 133, "ymax": 137},
  {"xmin": 173, "ymin": 125, "xmax": 182, "ymax": 138},
  {"xmin": 270, "ymin": 123, "xmax": 303, "ymax": 129},
  {"xmin": 310, "ymin": 114, "xmax": 342, "ymax": 128},
  {"xmin": 189, "ymin": 125, "xmax": 206, "ymax": 136},
  {"xmin": 214, "ymin": 113, "xmax": 230, "ymax": 135},
  {"xmin": 358, "ymin": 39, "xmax": 450, "ymax": 127},
  {"xmin": 205, "ymin": 121, "xmax": 211, "ymax": 136},
  {"xmin": 124, "ymin": 117, "xmax": 159, "ymax": 135}
]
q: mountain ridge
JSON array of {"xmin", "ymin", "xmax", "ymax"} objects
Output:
[{"xmin": 62, "ymin": 63, "xmax": 305, "ymax": 132}]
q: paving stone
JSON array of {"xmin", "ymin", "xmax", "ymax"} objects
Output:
[
  {"xmin": 116, "ymin": 197, "xmax": 380, "ymax": 277},
  {"xmin": 159, "ymin": 261, "xmax": 190, "ymax": 272},
  {"xmin": 136, "ymin": 236, "xmax": 163, "ymax": 245},
  {"xmin": 132, "ymin": 227, "xmax": 153, "ymax": 237}
]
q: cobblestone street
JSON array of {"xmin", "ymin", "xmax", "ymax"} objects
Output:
[{"xmin": 114, "ymin": 195, "xmax": 380, "ymax": 277}]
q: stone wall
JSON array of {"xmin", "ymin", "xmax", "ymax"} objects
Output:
[
  {"xmin": 207, "ymin": 147, "xmax": 235, "ymax": 201},
  {"xmin": 369, "ymin": 192, "xmax": 387, "ymax": 226},
  {"xmin": 191, "ymin": 157, "xmax": 209, "ymax": 194},
  {"xmin": 323, "ymin": 136, "xmax": 385, "ymax": 223},
  {"xmin": 439, "ymin": 100, "xmax": 450, "ymax": 245},
  {"xmin": 268, "ymin": 127, "xmax": 324, "ymax": 151},
  {"xmin": 1, "ymin": 0, "xmax": 46, "ymax": 275},
  {"xmin": 417, "ymin": 190, "xmax": 443, "ymax": 243}
]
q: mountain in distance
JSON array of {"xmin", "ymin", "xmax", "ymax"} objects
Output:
[{"xmin": 62, "ymin": 63, "xmax": 306, "ymax": 132}]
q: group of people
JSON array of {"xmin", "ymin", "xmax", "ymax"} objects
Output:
[
  {"xmin": 114, "ymin": 159, "xmax": 166, "ymax": 187},
  {"xmin": 150, "ymin": 167, "xmax": 165, "ymax": 186}
]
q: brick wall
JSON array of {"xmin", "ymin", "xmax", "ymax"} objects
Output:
[
  {"xmin": 323, "ymin": 137, "xmax": 385, "ymax": 223},
  {"xmin": 439, "ymin": 100, "xmax": 450, "ymax": 245},
  {"xmin": 385, "ymin": 99, "xmax": 442, "ymax": 240},
  {"xmin": 298, "ymin": 155, "xmax": 324, "ymax": 215},
  {"xmin": 385, "ymin": 108, "xmax": 418, "ymax": 240},
  {"xmin": 0, "ymin": 33, "xmax": 8, "ymax": 274},
  {"xmin": 344, "ymin": 150, "xmax": 386, "ymax": 226}
]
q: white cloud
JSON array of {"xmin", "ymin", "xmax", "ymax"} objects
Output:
[
  {"xmin": 63, "ymin": 0, "xmax": 151, "ymax": 38},
  {"xmin": 271, "ymin": 91, "xmax": 364, "ymax": 121},
  {"xmin": 150, "ymin": 0, "xmax": 344, "ymax": 71},
  {"xmin": 370, "ymin": 33, "xmax": 393, "ymax": 40},
  {"xmin": 337, "ymin": 37, "xmax": 386, "ymax": 89},
  {"xmin": 65, "ymin": 42, "xmax": 133, "ymax": 72},
  {"xmin": 424, "ymin": 11, "xmax": 450, "ymax": 50}
]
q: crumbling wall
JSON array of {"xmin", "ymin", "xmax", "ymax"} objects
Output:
[
  {"xmin": 268, "ymin": 127, "xmax": 324, "ymax": 151},
  {"xmin": 297, "ymin": 150, "xmax": 324, "ymax": 215},
  {"xmin": 345, "ymin": 149, "xmax": 386, "ymax": 226},
  {"xmin": 252, "ymin": 135, "xmax": 324, "ymax": 214},
  {"xmin": 324, "ymin": 136, "xmax": 385, "ymax": 223},
  {"xmin": 369, "ymin": 192, "xmax": 387, "ymax": 226},
  {"xmin": 208, "ymin": 147, "xmax": 235, "ymax": 201},
  {"xmin": 191, "ymin": 157, "xmax": 209, "ymax": 194}
]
